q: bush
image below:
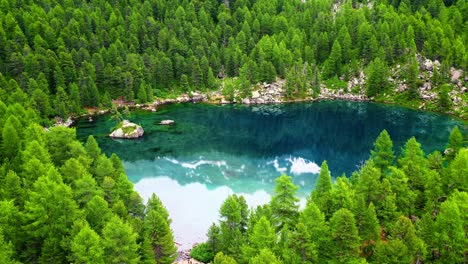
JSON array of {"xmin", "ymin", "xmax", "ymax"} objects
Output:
[{"xmin": 190, "ymin": 242, "xmax": 215, "ymax": 263}]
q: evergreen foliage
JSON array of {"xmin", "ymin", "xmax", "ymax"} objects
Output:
[{"xmin": 0, "ymin": 0, "xmax": 465, "ymax": 118}]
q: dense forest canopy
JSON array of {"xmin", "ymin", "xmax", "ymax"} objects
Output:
[
  {"xmin": 0, "ymin": 100, "xmax": 178, "ymax": 263},
  {"xmin": 0, "ymin": 0, "xmax": 466, "ymax": 120},
  {"xmin": 0, "ymin": 0, "xmax": 467, "ymax": 263}
]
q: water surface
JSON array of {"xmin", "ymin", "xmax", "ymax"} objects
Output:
[{"xmin": 75, "ymin": 101, "xmax": 464, "ymax": 249}]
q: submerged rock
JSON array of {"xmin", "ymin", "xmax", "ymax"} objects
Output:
[
  {"xmin": 110, "ymin": 120, "xmax": 144, "ymax": 139},
  {"xmin": 159, "ymin": 120, "xmax": 175, "ymax": 125}
]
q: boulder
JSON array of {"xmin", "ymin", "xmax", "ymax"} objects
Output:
[
  {"xmin": 242, "ymin": 98, "xmax": 251, "ymax": 104},
  {"xmin": 451, "ymin": 69, "xmax": 462, "ymax": 83},
  {"xmin": 252, "ymin": 91, "xmax": 261, "ymax": 99},
  {"xmin": 159, "ymin": 120, "xmax": 175, "ymax": 125},
  {"xmin": 423, "ymin": 59, "xmax": 434, "ymax": 71},
  {"xmin": 110, "ymin": 120, "xmax": 144, "ymax": 139}
]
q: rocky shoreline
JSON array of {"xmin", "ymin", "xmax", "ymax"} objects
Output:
[{"xmin": 55, "ymin": 57, "xmax": 467, "ymax": 128}]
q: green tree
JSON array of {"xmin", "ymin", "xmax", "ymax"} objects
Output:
[
  {"xmin": 370, "ymin": 130, "xmax": 394, "ymax": 171},
  {"xmin": 446, "ymin": 148, "xmax": 468, "ymax": 193},
  {"xmin": 250, "ymin": 248, "xmax": 282, "ymax": 264},
  {"xmin": 322, "ymin": 40, "xmax": 342, "ymax": 79},
  {"xmin": 2, "ymin": 117, "xmax": 21, "ymax": 161},
  {"xmin": 406, "ymin": 57, "xmax": 420, "ymax": 99},
  {"xmin": 213, "ymin": 252, "xmax": 237, "ymax": 264},
  {"xmin": 438, "ymin": 84, "xmax": 452, "ymax": 110},
  {"xmin": 218, "ymin": 194, "xmax": 248, "ymax": 257},
  {"xmin": 434, "ymin": 199, "xmax": 466, "ymax": 263},
  {"xmin": 329, "ymin": 208, "xmax": 361, "ymax": 263},
  {"xmin": 241, "ymin": 216, "xmax": 276, "ymax": 261},
  {"xmin": 366, "ymin": 57, "xmax": 389, "ymax": 98},
  {"xmin": 373, "ymin": 239, "xmax": 411, "ymax": 264},
  {"xmin": 390, "ymin": 216, "xmax": 426, "ymax": 262},
  {"xmin": 141, "ymin": 205, "xmax": 177, "ymax": 264},
  {"xmin": 23, "ymin": 168, "xmax": 79, "ymax": 263},
  {"xmin": 102, "ymin": 216, "xmax": 140, "ymax": 264},
  {"xmin": 70, "ymin": 223, "xmax": 104, "ymax": 264},
  {"xmin": 310, "ymin": 161, "xmax": 333, "ymax": 218},
  {"xmin": 445, "ymin": 126, "xmax": 464, "ymax": 160},
  {"xmin": 85, "ymin": 195, "xmax": 112, "ymax": 232},
  {"xmin": 270, "ymin": 174, "xmax": 299, "ymax": 231},
  {"xmin": 0, "ymin": 229, "xmax": 18, "ymax": 264}
]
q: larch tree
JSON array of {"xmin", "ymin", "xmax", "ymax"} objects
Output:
[
  {"xmin": 102, "ymin": 216, "xmax": 140, "ymax": 264},
  {"xmin": 329, "ymin": 208, "xmax": 362, "ymax": 263},
  {"xmin": 141, "ymin": 204, "xmax": 177, "ymax": 264},
  {"xmin": 241, "ymin": 216, "xmax": 276, "ymax": 261},
  {"xmin": 70, "ymin": 223, "xmax": 105, "ymax": 264},
  {"xmin": 370, "ymin": 129, "xmax": 394, "ymax": 172},
  {"xmin": 270, "ymin": 174, "xmax": 299, "ymax": 231},
  {"xmin": 445, "ymin": 126, "xmax": 464, "ymax": 161},
  {"xmin": 310, "ymin": 161, "xmax": 333, "ymax": 218}
]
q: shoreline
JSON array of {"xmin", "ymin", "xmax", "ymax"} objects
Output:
[
  {"xmin": 73, "ymin": 91, "xmax": 466, "ymax": 122},
  {"xmin": 58, "ymin": 77, "xmax": 467, "ymax": 127}
]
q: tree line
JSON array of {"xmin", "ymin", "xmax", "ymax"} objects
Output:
[
  {"xmin": 192, "ymin": 128, "xmax": 467, "ymax": 263},
  {"xmin": 0, "ymin": 0, "xmax": 467, "ymax": 119}
]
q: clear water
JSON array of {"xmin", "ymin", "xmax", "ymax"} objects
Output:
[{"xmin": 75, "ymin": 101, "xmax": 465, "ymax": 249}]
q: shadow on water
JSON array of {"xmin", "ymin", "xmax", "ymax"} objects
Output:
[{"xmin": 75, "ymin": 101, "xmax": 465, "ymax": 194}]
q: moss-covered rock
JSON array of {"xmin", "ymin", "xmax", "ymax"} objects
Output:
[{"xmin": 109, "ymin": 120, "xmax": 144, "ymax": 139}]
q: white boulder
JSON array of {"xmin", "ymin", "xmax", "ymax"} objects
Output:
[{"xmin": 110, "ymin": 120, "xmax": 144, "ymax": 139}]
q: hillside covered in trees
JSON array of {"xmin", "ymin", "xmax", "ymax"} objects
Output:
[
  {"xmin": 0, "ymin": 0, "xmax": 467, "ymax": 120},
  {"xmin": 0, "ymin": 99, "xmax": 178, "ymax": 263},
  {"xmin": 0, "ymin": 0, "xmax": 467, "ymax": 263},
  {"xmin": 191, "ymin": 128, "xmax": 468, "ymax": 263},
  {"xmin": 1, "ymin": 92, "xmax": 466, "ymax": 263}
]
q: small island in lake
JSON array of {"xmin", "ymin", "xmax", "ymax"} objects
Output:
[{"xmin": 110, "ymin": 120, "xmax": 144, "ymax": 139}]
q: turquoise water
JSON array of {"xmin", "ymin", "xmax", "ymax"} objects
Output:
[{"xmin": 75, "ymin": 101, "xmax": 465, "ymax": 248}]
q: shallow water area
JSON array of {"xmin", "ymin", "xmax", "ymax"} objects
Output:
[{"xmin": 76, "ymin": 100, "xmax": 465, "ymax": 249}]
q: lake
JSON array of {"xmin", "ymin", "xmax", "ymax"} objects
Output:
[{"xmin": 75, "ymin": 101, "xmax": 465, "ymax": 249}]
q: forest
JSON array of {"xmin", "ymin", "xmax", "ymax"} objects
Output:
[
  {"xmin": 0, "ymin": 0, "xmax": 466, "ymax": 120},
  {"xmin": 0, "ymin": 99, "xmax": 179, "ymax": 263},
  {"xmin": 0, "ymin": 0, "xmax": 467, "ymax": 263},
  {"xmin": 0, "ymin": 94, "xmax": 467, "ymax": 263}
]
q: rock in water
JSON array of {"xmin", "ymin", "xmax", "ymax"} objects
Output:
[
  {"xmin": 159, "ymin": 120, "xmax": 175, "ymax": 125},
  {"xmin": 110, "ymin": 120, "xmax": 144, "ymax": 139}
]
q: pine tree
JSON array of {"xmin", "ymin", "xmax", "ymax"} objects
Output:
[
  {"xmin": 370, "ymin": 130, "xmax": 394, "ymax": 172},
  {"xmin": 250, "ymin": 248, "xmax": 282, "ymax": 264},
  {"xmin": 102, "ymin": 216, "xmax": 140, "ymax": 264},
  {"xmin": 23, "ymin": 168, "xmax": 79, "ymax": 263},
  {"xmin": 445, "ymin": 126, "xmax": 463, "ymax": 160},
  {"xmin": 270, "ymin": 174, "xmax": 299, "ymax": 231},
  {"xmin": 390, "ymin": 216, "xmax": 426, "ymax": 262},
  {"xmin": 241, "ymin": 216, "xmax": 276, "ymax": 261},
  {"xmin": 0, "ymin": 229, "xmax": 18, "ymax": 264},
  {"xmin": 70, "ymin": 223, "xmax": 104, "ymax": 264},
  {"xmin": 322, "ymin": 40, "xmax": 342, "ymax": 79},
  {"xmin": 213, "ymin": 252, "xmax": 237, "ymax": 264},
  {"xmin": 434, "ymin": 199, "xmax": 466, "ymax": 263},
  {"xmin": 311, "ymin": 161, "xmax": 333, "ymax": 218},
  {"xmin": 329, "ymin": 208, "xmax": 361, "ymax": 263},
  {"xmin": 2, "ymin": 117, "xmax": 20, "ymax": 161},
  {"xmin": 366, "ymin": 57, "xmax": 389, "ymax": 97},
  {"xmin": 141, "ymin": 208, "xmax": 177, "ymax": 264}
]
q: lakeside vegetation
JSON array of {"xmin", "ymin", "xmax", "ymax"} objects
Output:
[
  {"xmin": 0, "ymin": 100, "xmax": 179, "ymax": 263},
  {"xmin": 0, "ymin": 0, "xmax": 467, "ymax": 263},
  {"xmin": 1, "ymin": 90, "xmax": 467, "ymax": 262},
  {"xmin": 191, "ymin": 128, "xmax": 468, "ymax": 263},
  {"xmin": 0, "ymin": 0, "xmax": 466, "ymax": 121}
]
